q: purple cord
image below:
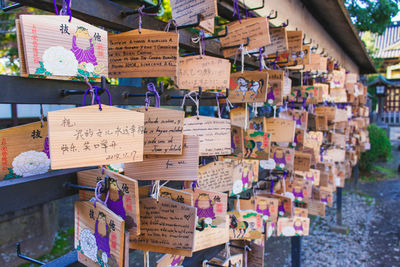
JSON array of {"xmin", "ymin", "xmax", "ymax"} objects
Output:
[
  {"xmin": 164, "ymin": 19, "xmax": 178, "ymax": 32},
  {"xmin": 145, "ymin": 83, "xmax": 160, "ymax": 108},
  {"xmin": 93, "ymin": 180, "xmax": 110, "ymax": 207},
  {"xmin": 54, "ymin": 0, "xmax": 72, "ymax": 21},
  {"xmin": 138, "ymin": 5, "xmax": 158, "ymax": 33},
  {"xmin": 191, "ymin": 180, "xmax": 199, "ymax": 192},
  {"xmin": 82, "ymin": 85, "xmax": 112, "ymax": 109},
  {"xmin": 232, "ymin": 0, "xmax": 241, "ymax": 22}
]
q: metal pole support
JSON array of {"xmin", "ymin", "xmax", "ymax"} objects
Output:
[
  {"xmin": 291, "ymin": 236, "xmax": 301, "ymax": 267},
  {"xmin": 352, "ymin": 163, "xmax": 359, "ymax": 190},
  {"xmin": 336, "ymin": 187, "xmax": 343, "ymax": 226}
]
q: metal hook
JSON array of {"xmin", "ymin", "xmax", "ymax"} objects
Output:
[
  {"xmin": 311, "ymin": 44, "xmax": 319, "ymax": 51},
  {"xmin": 220, "ymin": 37, "xmax": 250, "ymax": 50},
  {"xmin": 177, "ymin": 14, "xmax": 201, "ymax": 30},
  {"xmin": 65, "ymin": 175, "xmax": 110, "ymax": 193},
  {"xmin": 0, "ymin": 0, "xmax": 22, "ymax": 12},
  {"xmin": 303, "ymin": 34, "xmax": 312, "ymax": 45},
  {"xmin": 203, "ymin": 26, "xmax": 228, "ymax": 40},
  {"xmin": 16, "ymin": 243, "xmax": 45, "ymax": 265},
  {"xmin": 320, "ymin": 49, "xmax": 325, "ymax": 55},
  {"xmin": 120, "ymin": 0, "xmax": 161, "ymax": 17},
  {"xmin": 229, "ymin": 244, "xmax": 252, "ymax": 252},
  {"xmin": 267, "ymin": 10, "xmax": 278, "ymax": 19},
  {"xmin": 122, "ymin": 81, "xmax": 165, "ymax": 99},
  {"xmin": 247, "ymin": 0, "xmax": 265, "ymax": 11},
  {"xmin": 60, "ymin": 76, "xmax": 107, "ymax": 96},
  {"xmin": 198, "ymin": 87, "xmax": 229, "ymax": 100},
  {"xmin": 271, "ymin": 19, "xmax": 289, "ymax": 28}
]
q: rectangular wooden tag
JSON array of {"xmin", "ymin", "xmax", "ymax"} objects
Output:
[
  {"xmin": 271, "ymin": 146, "xmax": 295, "ymax": 171},
  {"xmin": 294, "ymin": 128, "xmax": 305, "ymax": 148},
  {"xmin": 304, "ymin": 198, "xmax": 325, "ymax": 217},
  {"xmin": 220, "ymin": 18, "xmax": 270, "ymax": 57},
  {"xmin": 243, "ymin": 130, "xmax": 271, "ymax": 160},
  {"xmin": 294, "ymin": 207, "xmax": 308, "ymax": 218},
  {"xmin": 228, "ymin": 158, "xmax": 259, "ymax": 196},
  {"xmin": 294, "ymin": 151, "xmax": 311, "ymax": 172},
  {"xmin": 47, "ymin": 105, "xmax": 144, "ymax": 169},
  {"xmin": 263, "ymin": 70, "xmax": 284, "ymax": 105},
  {"xmin": 228, "ymin": 209, "xmax": 264, "ymax": 240},
  {"xmin": 230, "ymin": 107, "xmax": 247, "ymax": 128},
  {"xmin": 77, "ymin": 168, "xmax": 140, "ymax": 236},
  {"xmin": 324, "ymin": 148, "xmax": 346, "ymax": 163},
  {"xmin": 265, "ymin": 118, "xmax": 295, "ymax": 143},
  {"xmin": 330, "ymin": 88, "xmax": 348, "ymax": 103},
  {"xmin": 130, "ymin": 197, "xmax": 196, "ymax": 256},
  {"xmin": 0, "ymin": 121, "xmax": 49, "ymax": 180},
  {"xmin": 296, "ymin": 168, "xmax": 320, "ymax": 186},
  {"xmin": 19, "ymin": 15, "xmax": 108, "ymax": 79},
  {"xmin": 135, "ymin": 107, "xmax": 184, "ymax": 155},
  {"xmin": 230, "ymin": 240, "xmax": 264, "ymax": 267},
  {"xmin": 228, "ymin": 71, "xmax": 269, "ymax": 103},
  {"xmin": 287, "ymin": 31, "xmax": 303, "ymax": 53},
  {"xmin": 280, "ymin": 109, "xmax": 308, "ymax": 130},
  {"xmin": 184, "ymin": 116, "xmax": 231, "ymax": 156},
  {"xmin": 277, "ymin": 217, "xmax": 310, "ymax": 236},
  {"xmin": 156, "ymin": 254, "xmax": 185, "ymax": 267},
  {"xmin": 331, "ymin": 132, "xmax": 346, "ymax": 147},
  {"xmin": 139, "ymin": 186, "xmax": 193, "ymax": 206},
  {"xmin": 196, "ymin": 161, "xmax": 234, "ymax": 192},
  {"xmin": 75, "ymin": 201, "xmax": 125, "ymax": 267},
  {"xmin": 264, "ymin": 27, "xmax": 288, "ymax": 55},
  {"xmin": 330, "ymin": 69, "xmax": 346, "ymax": 88},
  {"xmin": 124, "ymin": 135, "xmax": 199, "ymax": 180},
  {"xmin": 183, "ymin": 188, "xmax": 229, "ymax": 251},
  {"xmin": 108, "ymin": 29, "xmax": 178, "ymax": 78},
  {"xmin": 177, "ymin": 55, "xmax": 231, "ymax": 90},
  {"xmin": 231, "ymin": 126, "xmax": 244, "ymax": 156},
  {"xmin": 170, "ymin": 0, "xmax": 217, "ymax": 33},
  {"xmin": 255, "ymin": 195, "xmax": 279, "ymax": 223},
  {"xmin": 286, "ymin": 178, "xmax": 312, "ymax": 202}
]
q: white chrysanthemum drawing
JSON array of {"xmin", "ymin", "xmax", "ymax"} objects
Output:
[
  {"xmin": 204, "ymin": 217, "xmax": 213, "ymax": 225},
  {"xmin": 80, "ymin": 228, "xmax": 98, "ymax": 261},
  {"xmin": 42, "ymin": 46, "xmax": 78, "ymax": 76},
  {"xmin": 267, "ymin": 225, "xmax": 274, "ymax": 238},
  {"xmin": 12, "ymin": 151, "xmax": 50, "ymax": 177},
  {"xmin": 283, "ymin": 191, "xmax": 295, "ymax": 202},
  {"xmin": 282, "ymin": 226, "xmax": 296, "ymax": 236},
  {"xmin": 102, "ymin": 252, "xmax": 108, "ymax": 264},
  {"xmin": 232, "ymin": 180, "xmax": 243, "ymax": 195}
]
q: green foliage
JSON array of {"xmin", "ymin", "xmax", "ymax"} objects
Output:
[
  {"xmin": 345, "ymin": 0, "xmax": 399, "ymax": 34},
  {"xmin": 359, "ymin": 124, "xmax": 392, "ymax": 172}
]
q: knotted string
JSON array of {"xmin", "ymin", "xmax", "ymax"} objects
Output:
[
  {"xmin": 224, "ymin": 242, "xmax": 231, "ymax": 260},
  {"xmin": 54, "ymin": 0, "xmax": 72, "ymax": 21},
  {"xmin": 84, "ymin": 76, "xmax": 96, "ymax": 105},
  {"xmin": 138, "ymin": 5, "xmax": 158, "ymax": 34},
  {"xmin": 234, "ymin": 44, "xmax": 249, "ymax": 73},
  {"xmin": 145, "ymin": 82, "xmax": 160, "ymax": 109},
  {"xmin": 244, "ymin": 245, "xmax": 250, "ymax": 267},
  {"xmin": 93, "ymin": 179, "xmax": 110, "ymax": 207},
  {"xmin": 164, "ymin": 19, "xmax": 178, "ymax": 32},
  {"xmin": 181, "ymin": 91, "xmax": 200, "ymax": 117},
  {"xmin": 192, "ymin": 30, "xmax": 206, "ymax": 56},
  {"xmin": 150, "ymin": 180, "xmax": 169, "ymax": 201},
  {"xmin": 232, "ymin": 0, "xmax": 241, "ymax": 22},
  {"xmin": 214, "ymin": 92, "xmax": 224, "ymax": 119},
  {"xmin": 144, "ymin": 251, "xmax": 150, "ymax": 267}
]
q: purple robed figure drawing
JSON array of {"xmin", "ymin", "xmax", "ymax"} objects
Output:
[
  {"xmin": 94, "ymin": 219, "xmax": 110, "ymax": 257},
  {"xmin": 195, "ymin": 199, "xmax": 216, "ymax": 219},
  {"xmin": 273, "ymin": 152, "xmax": 286, "ymax": 165},
  {"xmin": 71, "ymin": 30, "xmax": 98, "ymax": 65},
  {"xmin": 256, "ymin": 204, "xmax": 270, "ymax": 217}
]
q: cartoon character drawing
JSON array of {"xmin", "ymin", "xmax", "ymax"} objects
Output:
[
  {"xmin": 293, "ymin": 112, "xmax": 302, "ymax": 126},
  {"xmin": 305, "ymin": 172, "xmax": 314, "ymax": 182},
  {"xmin": 292, "ymin": 185, "xmax": 304, "ymax": 202},
  {"xmin": 293, "ymin": 218, "xmax": 304, "ymax": 235},
  {"xmin": 256, "ymin": 199, "xmax": 270, "ymax": 220},
  {"xmin": 229, "ymin": 214, "xmax": 249, "ymax": 238},
  {"xmin": 273, "ymin": 149, "xmax": 287, "ymax": 169},
  {"xmin": 71, "ymin": 26, "xmax": 98, "ymax": 66},
  {"xmin": 94, "ymin": 212, "xmax": 111, "ymax": 263},
  {"xmin": 278, "ymin": 201, "xmax": 285, "ymax": 217},
  {"xmin": 170, "ymin": 255, "xmax": 183, "ymax": 266},
  {"xmin": 241, "ymin": 165, "xmax": 252, "ymax": 189},
  {"xmin": 106, "ymin": 178, "xmax": 136, "ymax": 229},
  {"xmin": 195, "ymin": 193, "xmax": 216, "ymax": 225}
]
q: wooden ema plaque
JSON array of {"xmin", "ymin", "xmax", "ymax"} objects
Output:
[
  {"xmin": 294, "ymin": 128, "xmax": 305, "ymax": 148},
  {"xmin": 296, "ymin": 168, "xmax": 320, "ymax": 186},
  {"xmin": 331, "ymin": 132, "xmax": 346, "ymax": 147},
  {"xmin": 156, "ymin": 254, "xmax": 185, "ymax": 267},
  {"xmin": 183, "ymin": 188, "xmax": 229, "ymax": 252},
  {"xmin": 324, "ymin": 148, "xmax": 346, "ymax": 163},
  {"xmin": 254, "ymin": 195, "xmax": 279, "ymax": 223},
  {"xmin": 230, "ymin": 107, "xmax": 247, "ymax": 128},
  {"xmin": 265, "ymin": 118, "xmax": 295, "ymax": 143},
  {"xmin": 18, "ymin": 15, "xmax": 108, "ymax": 79},
  {"xmin": 330, "ymin": 69, "xmax": 346, "ymax": 89},
  {"xmin": 285, "ymin": 178, "xmax": 312, "ymax": 203},
  {"xmin": 135, "ymin": 107, "xmax": 184, "ymax": 155},
  {"xmin": 271, "ymin": 146, "xmax": 295, "ymax": 171},
  {"xmin": 229, "ymin": 158, "xmax": 259, "ymax": 196},
  {"xmin": 130, "ymin": 197, "xmax": 196, "ymax": 256},
  {"xmin": 177, "ymin": 55, "xmax": 231, "ymax": 91},
  {"xmin": 287, "ymin": 31, "xmax": 303, "ymax": 53},
  {"xmin": 330, "ymin": 88, "xmax": 348, "ymax": 103},
  {"xmin": 75, "ymin": 201, "xmax": 125, "ymax": 267},
  {"xmin": 305, "ymin": 53, "xmax": 324, "ymax": 72},
  {"xmin": 196, "ymin": 161, "xmax": 234, "ymax": 193},
  {"xmin": 77, "ymin": 168, "xmax": 140, "ymax": 236},
  {"xmin": 124, "ymin": 135, "xmax": 199, "ymax": 180},
  {"xmin": 228, "ymin": 209, "xmax": 264, "ymax": 240},
  {"xmin": 170, "ymin": 0, "xmax": 217, "ymax": 33},
  {"xmin": 264, "ymin": 27, "xmax": 288, "ymax": 55},
  {"xmin": 0, "ymin": 121, "xmax": 49, "ymax": 180},
  {"xmin": 294, "ymin": 207, "xmax": 308, "ymax": 218},
  {"xmin": 228, "ymin": 71, "xmax": 269, "ymax": 103},
  {"xmin": 183, "ymin": 116, "xmax": 231, "ymax": 156},
  {"xmin": 108, "ymin": 29, "xmax": 178, "ymax": 78},
  {"xmin": 243, "ymin": 130, "xmax": 271, "ymax": 160},
  {"xmin": 280, "ymin": 109, "xmax": 308, "ymax": 130},
  {"xmin": 231, "ymin": 126, "xmax": 244, "ymax": 156},
  {"xmin": 139, "ymin": 186, "xmax": 193, "ymax": 206},
  {"xmin": 304, "ymin": 198, "xmax": 325, "ymax": 217},
  {"xmin": 230, "ymin": 240, "xmax": 264, "ymax": 267},
  {"xmin": 277, "ymin": 217, "xmax": 310, "ymax": 236},
  {"xmin": 210, "ymin": 253, "xmax": 243, "ymax": 267},
  {"xmin": 264, "ymin": 70, "xmax": 284, "ymax": 105},
  {"xmin": 47, "ymin": 105, "xmax": 144, "ymax": 169},
  {"xmin": 294, "ymin": 151, "xmax": 311, "ymax": 172},
  {"xmin": 220, "ymin": 17, "xmax": 270, "ymax": 57}
]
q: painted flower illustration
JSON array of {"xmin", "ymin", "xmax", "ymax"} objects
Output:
[
  {"xmin": 232, "ymin": 180, "xmax": 243, "ymax": 195},
  {"xmin": 101, "ymin": 252, "xmax": 108, "ymax": 264},
  {"xmin": 42, "ymin": 46, "xmax": 78, "ymax": 76},
  {"xmin": 282, "ymin": 226, "xmax": 296, "ymax": 236},
  {"xmin": 86, "ymin": 63, "xmax": 95, "ymax": 73},
  {"xmin": 12, "ymin": 151, "xmax": 50, "ymax": 177},
  {"xmin": 204, "ymin": 217, "xmax": 213, "ymax": 225},
  {"xmin": 79, "ymin": 228, "xmax": 98, "ymax": 261}
]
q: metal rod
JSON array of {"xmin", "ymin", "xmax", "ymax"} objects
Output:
[
  {"xmin": 291, "ymin": 236, "xmax": 302, "ymax": 267},
  {"xmin": 65, "ymin": 182, "xmax": 96, "ymax": 192},
  {"xmin": 16, "ymin": 243, "xmax": 45, "ymax": 265},
  {"xmin": 336, "ymin": 187, "xmax": 343, "ymax": 226}
]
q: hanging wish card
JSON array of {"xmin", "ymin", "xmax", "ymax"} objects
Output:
[
  {"xmin": 265, "ymin": 118, "xmax": 295, "ymax": 143},
  {"xmin": 228, "ymin": 209, "xmax": 264, "ymax": 240},
  {"xmin": 156, "ymin": 254, "xmax": 185, "ymax": 267},
  {"xmin": 264, "ymin": 27, "xmax": 288, "ymax": 55},
  {"xmin": 285, "ymin": 178, "xmax": 312, "ymax": 203},
  {"xmin": 210, "ymin": 253, "xmax": 243, "ymax": 267},
  {"xmin": 294, "ymin": 207, "xmax": 308, "ymax": 218},
  {"xmin": 18, "ymin": 15, "xmax": 108, "ymax": 79},
  {"xmin": 124, "ymin": 135, "xmax": 199, "ymax": 180},
  {"xmin": 135, "ymin": 107, "xmax": 184, "ymax": 155},
  {"xmin": 280, "ymin": 109, "xmax": 308, "ymax": 130},
  {"xmin": 170, "ymin": 0, "xmax": 217, "ymax": 33},
  {"xmin": 177, "ymin": 55, "xmax": 231, "ymax": 90},
  {"xmin": 277, "ymin": 217, "xmax": 310, "ymax": 236},
  {"xmin": 0, "ymin": 122, "xmax": 49, "ymax": 180},
  {"xmin": 77, "ymin": 168, "xmax": 140, "ymax": 236},
  {"xmin": 130, "ymin": 197, "xmax": 196, "ymax": 256},
  {"xmin": 139, "ymin": 186, "xmax": 193, "ymax": 206},
  {"xmin": 47, "ymin": 105, "xmax": 144, "ymax": 169},
  {"xmin": 264, "ymin": 70, "xmax": 284, "ymax": 105},
  {"xmin": 243, "ymin": 130, "xmax": 271, "ymax": 160},
  {"xmin": 294, "ymin": 128, "xmax": 305, "ymax": 148},
  {"xmin": 220, "ymin": 17, "xmax": 270, "ymax": 57},
  {"xmin": 294, "ymin": 151, "xmax": 311, "ymax": 172},
  {"xmin": 230, "ymin": 240, "xmax": 265, "ymax": 267},
  {"xmin": 231, "ymin": 126, "xmax": 244, "ymax": 156},
  {"xmin": 296, "ymin": 168, "xmax": 320, "ymax": 186},
  {"xmin": 184, "ymin": 116, "xmax": 231, "ymax": 156},
  {"xmin": 230, "ymin": 107, "xmax": 247, "ymax": 128},
  {"xmin": 196, "ymin": 161, "xmax": 234, "ymax": 192},
  {"xmin": 271, "ymin": 146, "xmax": 295, "ymax": 171},
  {"xmin": 228, "ymin": 71, "xmax": 269, "ymax": 103},
  {"xmin": 304, "ymin": 198, "xmax": 325, "ymax": 217},
  {"xmin": 227, "ymin": 158, "xmax": 259, "ymax": 196},
  {"xmin": 75, "ymin": 201, "xmax": 125, "ymax": 266},
  {"xmin": 287, "ymin": 31, "xmax": 303, "ymax": 53},
  {"xmin": 183, "ymin": 188, "xmax": 229, "ymax": 252},
  {"xmin": 255, "ymin": 196, "xmax": 279, "ymax": 223},
  {"xmin": 108, "ymin": 29, "xmax": 178, "ymax": 78}
]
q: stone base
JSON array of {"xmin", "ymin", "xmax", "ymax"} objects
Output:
[{"xmin": 329, "ymin": 224, "xmax": 349, "ymax": 235}]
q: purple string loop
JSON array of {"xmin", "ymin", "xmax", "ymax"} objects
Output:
[
  {"xmin": 54, "ymin": 0, "xmax": 72, "ymax": 22},
  {"xmin": 93, "ymin": 179, "xmax": 110, "ymax": 208},
  {"xmin": 145, "ymin": 82, "xmax": 160, "ymax": 109},
  {"xmin": 320, "ymin": 147, "xmax": 324, "ymax": 162},
  {"xmin": 191, "ymin": 180, "xmax": 199, "ymax": 192},
  {"xmin": 192, "ymin": 30, "xmax": 206, "ymax": 56},
  {"xmin": 82, "ymin": 85, "xmax": 112, "ymax": 110},
  {"xmin": 232, "ymin": 0, "xmax": 241, "ymax": 22},
  {"xmin": 164, "ymin": 19, "xmax": 178, "ymax": 32},
  {"xmin": 138, "ymin": 5, "xmax": 158, "ymax": 34}
]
